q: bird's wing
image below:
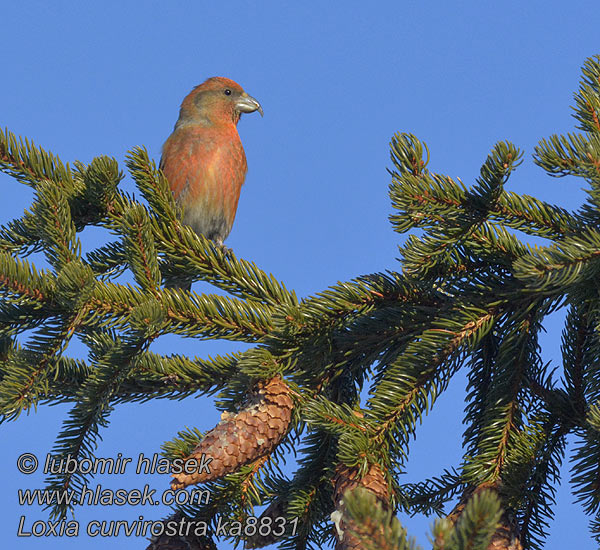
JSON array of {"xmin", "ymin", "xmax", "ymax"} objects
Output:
[
  {"xmin": 160, "ymin": 128, "xmax": 216, "ymax": 200},
  {"xmin": 160, "ymin": 126, "xmax": 247, "ymax": 240}
]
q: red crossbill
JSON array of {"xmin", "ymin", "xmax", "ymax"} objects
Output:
[{"xmin": 160, "ymin": 77, "xmax": 263, "ymax": 287}]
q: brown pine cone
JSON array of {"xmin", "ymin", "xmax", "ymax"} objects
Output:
[
  {"xmin": 171, "ymin": 376, "xmax": 294, "ymax": 489},
  {"xmin": 331, "ymin": 463, "xmax": 390, "ymax": 550},
  {"xmin": 441, "ymin": 482, "xmax": 523, "ymax": 550}
]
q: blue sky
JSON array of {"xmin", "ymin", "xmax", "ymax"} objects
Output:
[{"xmin": 1, "ymin": 1, "xmax": 599, "ymax": 548}]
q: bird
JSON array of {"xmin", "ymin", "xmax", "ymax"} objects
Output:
[{"xmin": 160, "ymin": 77, "xmax": 263, "ymax": 289}]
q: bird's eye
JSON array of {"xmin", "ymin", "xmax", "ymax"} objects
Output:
[{"xmin": 224, "ymin": 89, "xmax": 232, "ymax": 96}]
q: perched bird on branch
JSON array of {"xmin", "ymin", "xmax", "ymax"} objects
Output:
[{"xmin": 160, "ymin": 77, "xmax": 263, "ymax": 289}]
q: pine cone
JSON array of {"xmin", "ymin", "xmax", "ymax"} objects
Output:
[
  {"xmin": 171, "ymin": 376, "xmax": 293, "ymax": 489},
  {"xmin": 487, "ymin": 518, "xmax": 523, "ymax": 550},
  {"xmin": 442, "ymin": 482, "xmax": 523, "ymax": 550},
  {"xmin": 331, "ymin": 463, "xmax": 390, "ymax": 550}
]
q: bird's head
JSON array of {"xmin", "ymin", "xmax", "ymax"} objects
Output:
[{"xmin": 177, "ymin": 77, "xmax": 263, "ymax": 128}]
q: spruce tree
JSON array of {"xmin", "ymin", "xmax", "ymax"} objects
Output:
[{"xmin": 2, "ymin": 56, "xmax": 600, "ymax": 550}]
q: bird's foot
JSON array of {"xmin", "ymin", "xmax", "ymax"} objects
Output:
[{"xmin": 219, "ymin": 244, "xmax": 234, "ymax": 260}]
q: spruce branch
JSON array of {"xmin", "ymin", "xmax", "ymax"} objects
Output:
[
  {"xmin": 46, "ymin": 305, "xmax": 165, "ymax": 518},
  {"xmin": 0, "ymin": 127, "xmax": 73, "ymax": 189},
  {"xmin": 369, "ymin": 306, "xmax": 495, "ymax": 463},
  {"xmin": 571, "ymin": 403, "xmax": 600, "ymax": 518},
  {"xmin": 399, "ymin": 468, "xmax": 465, "ymax": 516},
  {"xmin": 572, "ymin": 55, "xmax": 600, "ymax": 135},
  {"xmin": 437, "ymin": 488, "xmax": 504, "ymax": 550},
  {"xmin": 2, "ymin": 54, "xmax": 600, "ymax": 550},
  {"xmin": 0, "ymin": 211, "xmax": 43, "ymax": 256},
  {"xmin": 504, "ymin": 417, "xmax": 567, "ymax": 550},
  {"xmin": 463, "ymin": 306, "xmax": 546, "ymax": 485},
  {"xmin": 512, "ymin": 227, "xmax": 600, "ymax": 291}
]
